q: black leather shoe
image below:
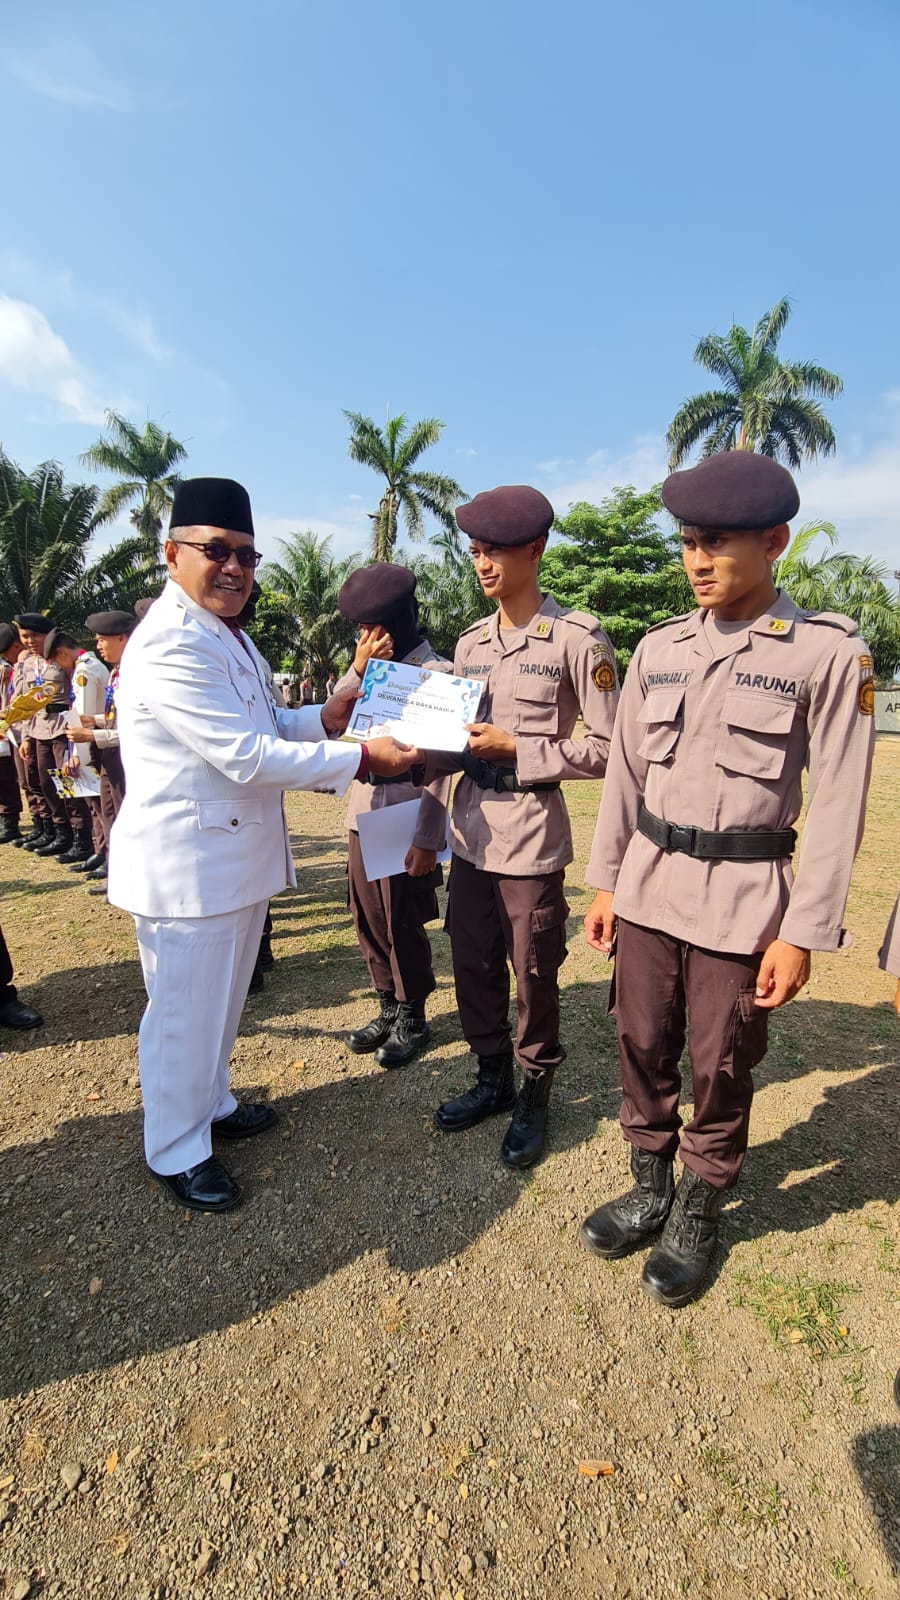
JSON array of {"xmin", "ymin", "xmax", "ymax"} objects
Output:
[
  {"xmin": 500, "ymin": 1068, "xmax": 554, "ymax": 1170},
  {"xmin": 211, "ymin": 1101, "xmax": 279, "ymax": 1140},
  {"xmin": 435, "ymin": 1051, "xmax": 516, "ymax": 1132},
  {"xmin": 0, "ymin": 819, "xmax": 22, "ymax": 845},
  {"xmin": 347, "ymin": 991, "xmax": 398, "ymax": 1053},
  {"xmin": 0, "ymin": 998, "xmax": 43, "ymax": 1030},
  {"xmin": 35, "ymin": 825, "xmax": 73, "ymax": 858},
  {"xmin": 86, "ymin": 882, "xmax": 109, "ymax": 897},
  {"xmin": 375, "ymin": 1002, "xmax": 430, "ymax": 1068},
  {"xmin": 22, "ymin": 821, "xmax": 51, "ymax": 852},
  {"xmin": 70, "ymin": 850, "xmax": 106, "ymax": 874},
  {"xmin": 259, "ymin": 933, "xmax": 275, "ymax": 970},
  {"xmin": 641, "ymin": 1168, "xmax": 723, "ymax": 1308},
  {"xmin": 85, "ymin": 865, "xmax": 108, "ymax": 880},
  {"xmin": 150, "ymin": 1157, "xmax": 241, "ymax": 1211},
  {"xmin": 580, "ymin": 1147, "xmax": 675, "ymax": 1259}
]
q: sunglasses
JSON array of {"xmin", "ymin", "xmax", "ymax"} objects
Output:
[{"xmin": 172, "ymin": 539, "xmax": 262, "ymax": 570}]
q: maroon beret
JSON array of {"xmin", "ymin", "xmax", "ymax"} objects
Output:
[
  {"xmin": 455, "ymin": 485, "xmax": 554, "ymax": 546},
  {"xmin": 85, "ymin": 610, "xmax": 137, "ymax": 636},
  {"xmin": 662, "ymin": 452, "xmax": 799, "ymax": 530},
  {"xmin": 0, "ymin": 623, "xmax": 19, "ymax": 653},
  {"xmin": 337, "ymin": 564, "xmax": 416, "ymax": 625}
]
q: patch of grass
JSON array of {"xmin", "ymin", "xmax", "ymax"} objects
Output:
[
  {"xmin": 678, "ymin": 1327, "xmax": 699, "ymax": 1366},
  {"xmin": 827, "ymin": 1554, "xmax": 854, "ymax": 1583},
  {"xmin": 700, "ymin": 1445, "xmax": 782, "ymax": 1528},
  {"xmin": 733, "ymin": 1270, "xmax": 852, "ymax": 1358}
]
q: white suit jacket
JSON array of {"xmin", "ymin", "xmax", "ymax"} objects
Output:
[{"xmin": 108, "ymin": 579, "xmax": 362, "ymax": 919}]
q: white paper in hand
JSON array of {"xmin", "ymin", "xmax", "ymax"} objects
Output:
[
  {"xmin": 343, "ymin": 659, "xmax": 483, "ymax": 752},
  {"xmin": 356, "ymin": 798, "xmax": 451, "ymax": 883}
]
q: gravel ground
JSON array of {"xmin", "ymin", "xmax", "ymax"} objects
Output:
[{"xmin": 1, "ymin": 741, "xmax": 898, "ymax": 1600}]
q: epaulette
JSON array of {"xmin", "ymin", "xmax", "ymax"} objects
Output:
[
  {"xmin": 799, "ymin": 609, "xmax": 858, "ymax": 636},
  {"xmin": 458, "ymin": 615, "xmax": 491, "ymax": 638},
  {"xmin": 555, "ymin": 607, "xmax": 604, "ymax": 634},
  {"xmin": 644, "ymin": 611, "xmax": 696, "ymax": 636}
]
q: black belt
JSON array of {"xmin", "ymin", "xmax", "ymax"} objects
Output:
[
  {"xmin": 367, "ymin": 772, "xmax": 414, "ymax": 787},
  {"xmin": 637, "ymin": 804, "xmax": 796, "ymax": 862},
  {"xmin": 496, "ymin": 770, "xmax": 560, "ymax": 794},
  {"xmin": 461, "ymin": 751, "xmax": 560, "ymax": 793}
]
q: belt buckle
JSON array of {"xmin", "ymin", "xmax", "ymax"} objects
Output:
[{"xmin": 668, "ymin": 822, "xmax": 694, "ymax": 855}]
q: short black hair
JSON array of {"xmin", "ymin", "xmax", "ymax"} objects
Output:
[{"xmin": 49, "ymin": 631, "xmax": 79, "ymax": 652}]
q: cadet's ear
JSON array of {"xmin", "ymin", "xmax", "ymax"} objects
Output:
[{"xmin": 764, "ymin": 524, "xmax": 791, "ymax": 565}]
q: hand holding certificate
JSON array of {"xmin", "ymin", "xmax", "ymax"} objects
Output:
[{"xmin": 343, "ymin": 660, "xmax": 484, "ymax": 753}]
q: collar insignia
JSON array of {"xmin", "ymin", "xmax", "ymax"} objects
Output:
[
  {"xmin": 535, "ymin": 621, "xmax": 550, "ymax": 636},
  {"xmin": 769, "ymin": 619, "xmax": 787, "ymax": 633}
]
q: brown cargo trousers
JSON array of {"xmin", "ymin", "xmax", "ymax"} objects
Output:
[
  {"xmin": 347, "ymin": 830, "xmax": 441, "ymax": 1005},
  {"xmin": 611, "ymin": 918, "xmax": 769, "ymax": 1190},
  {"xmin": 446, "ymin": 854, "xmax": 569, "ymax": 1074}
]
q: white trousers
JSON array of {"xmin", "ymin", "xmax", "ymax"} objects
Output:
[{"xmin": 133, "ymin": 898, "xmax": 269, "ymax": 1174}]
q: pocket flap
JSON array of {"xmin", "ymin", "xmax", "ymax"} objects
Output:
[
  {"xmin": 196, "ymin": 800, "xmax": 264, "ymax": 833},
  {"xmin": 514, "ymin": 675, "xmax": 559, "ymax": 704},
  {"xmin": 722, "ymin": 691, "xmax": 796, "ymax": 735},
  {"xmin": 637, "ymin": 689, "xmax": 684, "ymax": 725},
  {"xmin": 531, "ymin": 900, "xmax": 570, "ymax": 933}
]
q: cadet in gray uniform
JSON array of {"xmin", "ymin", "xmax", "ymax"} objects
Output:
[
  {"xmin": 580, "ymin": 452, "xmax": 875, "ymax": 1307},
  {"xmin": 336, "ymin": 564, "xmax": 451, "ymax": 1067},
  {"xmin": 433, "ymin": 486, "xmax": 619, "ymax": 1168}
]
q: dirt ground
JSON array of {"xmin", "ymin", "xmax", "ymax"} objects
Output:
[{"xmin": 1, "ymin": 740, "xmax": 897, "ymax": 1600}]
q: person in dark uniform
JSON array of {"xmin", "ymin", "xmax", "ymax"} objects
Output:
[
  {"xmin": 335, "ymin": 564, "xmax": 452, "ymax": 1067},
  {"xmin": 66, "ymin": 611, "xmax": 137, "ymax": 893},
  {"xmin": 0, "ymin": 623, "xmax": 25, "ymax": 844},
  {"xmin": 580, "ymin": 452, "xmax": 875, "ymax": 1307},
  {"xmin": 0, "ymin": 924, "xmax": 42, "ymax": 1031},
  {"xmin": 430, "ymin": 486, "xmax": 619, "ymax": 1168},
  {"xmin": 12, "ymin": 613, "xmax": 55, "ymax": 851}
]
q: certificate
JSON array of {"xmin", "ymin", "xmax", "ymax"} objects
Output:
[
  {"xmin": 343, "ymin": 660, "xmax": 483, "ymax": 753},
  {"xmin": 356, "ymin": 798, "xmax": 451, "ymax": 883}
]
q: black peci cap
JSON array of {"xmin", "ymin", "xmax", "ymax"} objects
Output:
[
  {"xmin": 168, "ymin": 477, "xmax": 254, "ymax": 538},
  {"xmin": 662, "ymin": 452, "xmax": 800, "ymax": 530},
  {"xmin": 455, "ymin": 485, "xmax": 555, "ymax": 546}
]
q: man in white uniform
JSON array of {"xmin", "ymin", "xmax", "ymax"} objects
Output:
[{"xmin": 108, "ymin": 477, "xmax": 419, "ymax": 1212}]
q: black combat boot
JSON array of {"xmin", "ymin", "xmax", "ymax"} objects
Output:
[
  {"xmin": 70, "ymin": 848, "xmax": 106, "ymax": 874},
  {"xmin": 35, "ymin": 824, "xmax": 73, "ymax": 858},
  {"xmin": 346, "ymin": 991, "xmax": 399, "ymax": 1054},
  {"xmin": 435, "ymin": 1051, "xmax": 517, "ymax": 1133},
  {"xmin": 11, "ymin": 817, "xmax": 32, "ymax": 846},
  {"xmin": 58, "ymin": 832, "xmax": 93, "ymax": 864},
  {"xmin": 640, "ymin": 1167, "xmax": 723, "ymax": 1308},
  {"xmin": 22, "ymin": 818, "xmax": 51, "ymax": 852},
  {"xmin": 580, "ymin": 1147, "xmax": 675, "ymax": 1259},
  {"xmin": 375, "ymin": 1001, "xmax": 431, "ymax": 1068},
  {"xmin": 0, "ymin": 817, "xmax": 22, "ymax": 844},
  {"xmin": 500, "ymin": 1067, "xmax": 554, "ymax": 1170}
]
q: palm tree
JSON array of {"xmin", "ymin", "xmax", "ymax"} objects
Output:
[
  {"xmin": 409, "ymin": 527, "xmax": 494, "ymax": 661},
  {"xmin": 80, "ymin": 410, "xmax": 187, "ymax": 556},
  {"xmin": 260, "ymin": 531, "xmax": 357, "ymax": 690},
  {"xmin": 775, "ymin": 521, "xmax": 900, "ymax": 680},
  {"xmin": 667, "ymin": 299, "xmax": 842, "ymax": 469},
  {"xmin": 344, "ymin": 411, "xmax": 467, "ymax": 561},
  {"xmin": 0, "ymin": 449, "xmax": 165, "ymax": 628}
]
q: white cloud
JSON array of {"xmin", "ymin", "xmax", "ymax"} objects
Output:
[
  {"xmin": 0, "ymin": 295, "xmax": 104, "ymax": 423},
  {"xmin": 536, "ymin": 413, "xmax": 900, "ymax": 568},
  {"xmin": 11, "ymin": 56, "xmax": 131, "ymax": 112},
  {"xmin": 0, "ymin": 250, "xmax": 171, "ymax": 364}
]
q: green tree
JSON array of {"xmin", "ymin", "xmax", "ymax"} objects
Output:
[
  {"xmin": 776, "ymin": 522, "xmax": 900, "ymax": 681},
  {"xmin": 667, "ymin": 298, "xmax": 842, "ymax": 469},
  {"xmin": 409, "ymin": 526, "xmax": 493, "ymax": 660},
  {"xmin": 243, "ymin": 585, "xmax": 301, "ymax": 673},
  {"xmin": 260, "ymin": 531, "xmax": 357, "ymax": 690},
  {"xmin": 80, "ymin": 410, "xmax": 187, "ymax": 556},
  {"xmin": 540, "ymin": 486, "xmax": 692, "ymax": 675},
  {"xmin": 344, "ymin": 410, "xmax": 467, "ymax": 562},
  {"xmin": 0, "ymin": 450, "xmax": 162, "ymax": 630}
]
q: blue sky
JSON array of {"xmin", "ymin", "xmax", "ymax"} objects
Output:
[{"xmin": 2, "ymin": 0, "xmax": 898, "ymax": 569}]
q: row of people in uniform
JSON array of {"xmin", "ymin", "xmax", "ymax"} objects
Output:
[{"xmin": 103, "ymin": 461, "xmax": 891, "ymax": 1314}]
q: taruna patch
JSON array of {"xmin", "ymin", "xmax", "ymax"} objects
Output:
[{"xmin": 734, "ymin": 672, "xmax": 798, "ymax": 695}]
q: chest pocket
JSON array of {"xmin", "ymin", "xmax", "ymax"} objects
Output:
[
  {"xmin": 513, "ymin": 675, "xmax": 559, "ymax": 734},
  {"xmin": 196, "ymin": 800, "xmax": 264, "ymax": 834},
  {"xmin": 715, "ymin": 691, "xmax": 797, "ymax": 780},
  {"xmin": 637, "ymin": 688, "xmax": 684, "ymax": 763}
]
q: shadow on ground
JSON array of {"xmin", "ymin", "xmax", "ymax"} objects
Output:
[{"xmin": 853, "ymin": 1426, "xmax": 900, "ymax": 1576}]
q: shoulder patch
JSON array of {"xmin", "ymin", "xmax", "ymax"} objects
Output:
[
  {"xmin": 858, "ymin": 679, "xmax": 874, "ymax": 717},
  {"xmin": 591, "ymin": 659, "xmax": 617, "ymax": 692}
]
